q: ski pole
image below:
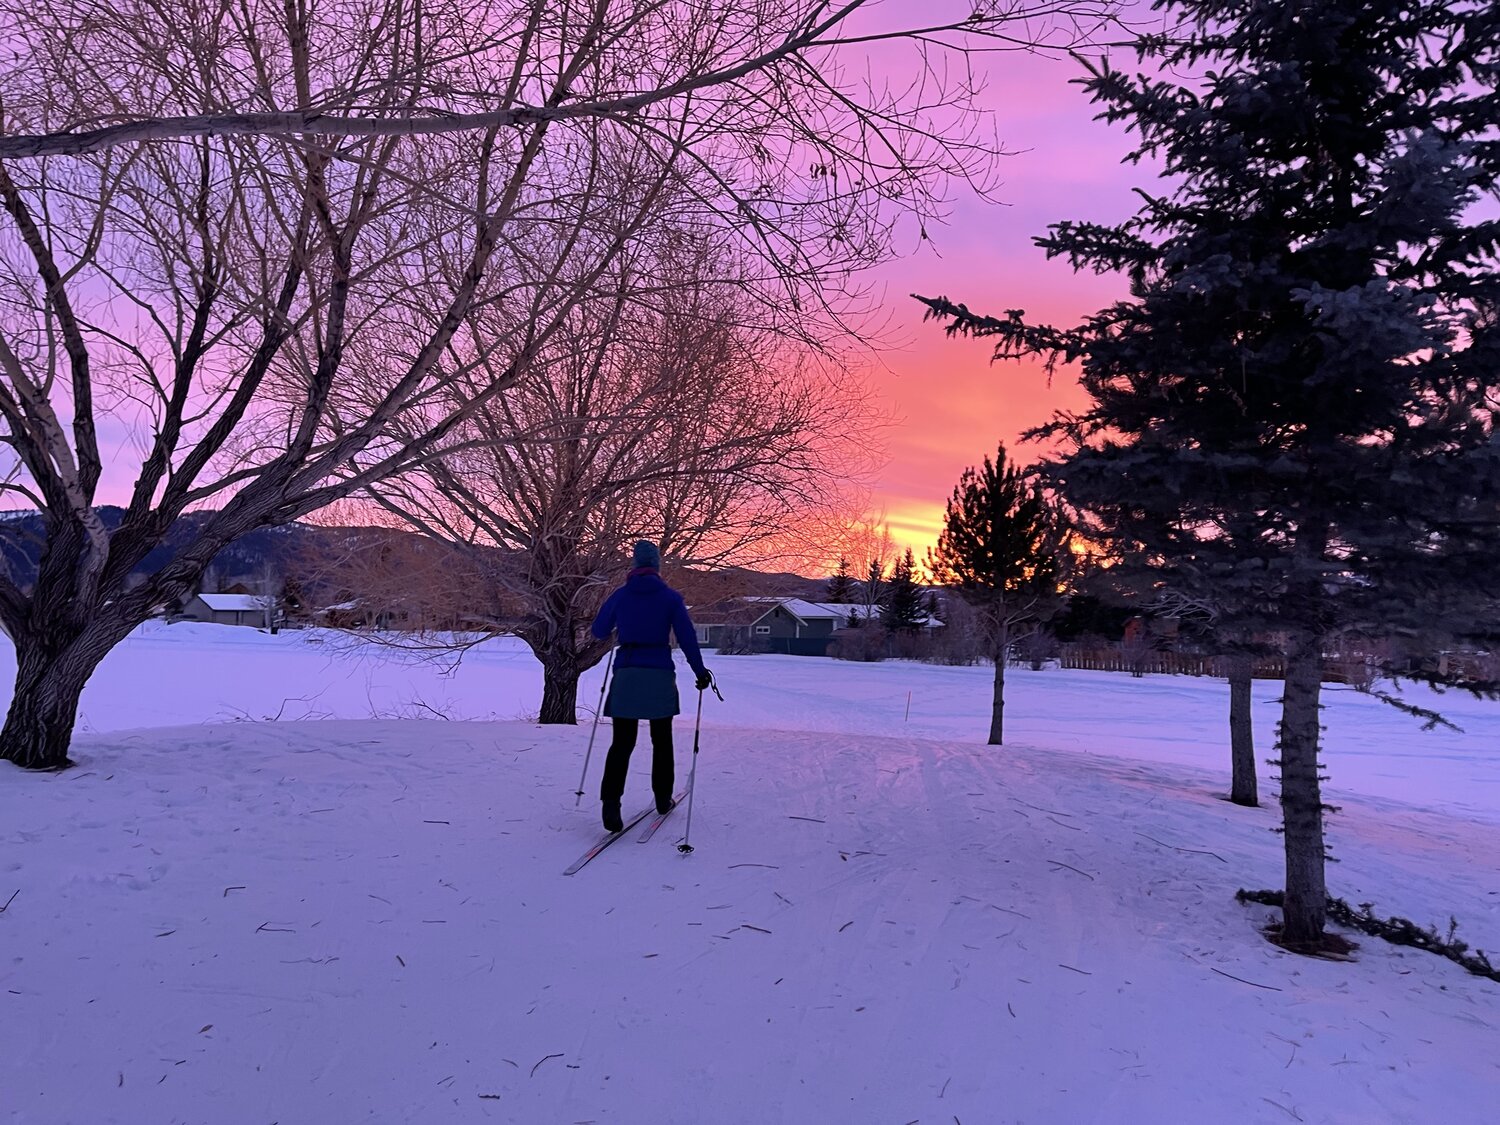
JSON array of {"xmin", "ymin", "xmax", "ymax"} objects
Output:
[
  {"xmin": 677, "ymin": 671, "xmax": 722, "ymax": 855},
  {"xmin": 575, "ymin": 647, "xmax": 615, "ymax": 807}
]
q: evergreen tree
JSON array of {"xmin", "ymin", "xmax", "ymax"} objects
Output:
[
  {"xmin": 922, "ymin": 1, "xmax": 1500, "ymax": 949},
  {"xmin": 927, "ymin": 445, "xmax": 1070, "ymax": 745},
  {"xmin": 880, "ymin": 548, "xmax": 928, "ymax": 633},
  {"xmin": 826, "ymin": 556, "xmax": 855, "ymax": 603},
  {"xmin": 280, "ymin": 576, "xmax": 309, "ymax": 624},
  {"xmin": 859, "ymin": 559, "xmax": 886, "ymax": 621}
]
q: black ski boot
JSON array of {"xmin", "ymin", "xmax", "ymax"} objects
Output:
[
  {"xmin": 602, "ymin": 801, "xmax": 623, "ymax": 833},
  {"xmin": 655, "ymin": 792, "xmax": 674, "ymax": 816}
]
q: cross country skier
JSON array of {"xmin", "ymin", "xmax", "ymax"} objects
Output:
[{"xmin": 590, "ymin": 540, "xmax": 713, "ymax": 832}]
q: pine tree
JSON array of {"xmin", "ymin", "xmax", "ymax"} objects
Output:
[
  {"xmin": 826, "ymin": 556, "xmax": 855, "ymax": 603},
  {"xmin": 921, "ymin": 1, "xmax": 1500, "ymax": 949},
  {"xmin": 927, "ymin": 445, "xmax": 1070, "ymax": 745},
  {"xmin": 880, "ymin": 548, "xmax": 928, "ymax": 633},
  {"xmin": 280, "ymin": 576, "xmax": 309, "ymax": 624},
  {"xmin": 859, "ymin": 559, "xmax": 886, "ymax": 621}
]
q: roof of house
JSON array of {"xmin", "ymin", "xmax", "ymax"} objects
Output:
[
  {"xmin": 744, "ymin": 597, "xmax": 856, "ymax": 625},
  {"xmin": 196, "ymin": 593, "xmax": 270, "ymax": 612}
]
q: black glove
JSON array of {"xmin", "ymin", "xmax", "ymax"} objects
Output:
[{"xmin": 695, "ymin": 669, "xmax": 713, "ymax": 692}]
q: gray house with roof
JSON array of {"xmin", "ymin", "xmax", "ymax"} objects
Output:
[
  {"xmin": 693, "ymin": 596, "xmax": 857, "ymax": 656},
  {"xmin": 180, "ymin": 593, "xmax": 275, "ymax": 628}
]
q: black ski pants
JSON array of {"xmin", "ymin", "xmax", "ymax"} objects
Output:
[{"xmin": 599, "ymin": 717, "xmax": 674, "ymax": 805}]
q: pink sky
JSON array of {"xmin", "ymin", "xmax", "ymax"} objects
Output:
[
  {"xmin": 69, "ymin": 21, "xmax": 1149, "ymax": 568},
  {"xmin": 862, "ymin": 43, "xmax": 1143, "ymax": 556}
]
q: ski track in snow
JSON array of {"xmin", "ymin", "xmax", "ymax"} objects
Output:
[{"xmin": 1, "ymin": 626, "xmax": 1498, "ymax": 1123}]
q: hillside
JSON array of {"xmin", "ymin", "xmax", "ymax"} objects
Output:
[{"xmin": 0, "ymin": 508, "xmax": 826, "ymax": 605}]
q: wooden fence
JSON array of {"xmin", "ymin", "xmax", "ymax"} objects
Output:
[{"xmin": 1057, "ymin": 646, "xmax": 1286, "ymax": 679}]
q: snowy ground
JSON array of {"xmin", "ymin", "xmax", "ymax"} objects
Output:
[{"xmin": 2, "ymin": 623, "xmax": 1498, "ymax": 1123}]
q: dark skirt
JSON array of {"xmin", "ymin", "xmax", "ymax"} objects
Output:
[{"xmin": 605, "ymin": 666, "xmax": 680, "ymax": 719}]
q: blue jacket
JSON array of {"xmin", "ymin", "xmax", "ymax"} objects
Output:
[{"xmin": 591, "ymin": 569, "xmax": 707, "ymax": 677}]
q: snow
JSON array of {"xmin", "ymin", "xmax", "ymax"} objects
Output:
[{"xmin": 2, "ymin": 623, "xmax": 1497, "ymax": 1123}]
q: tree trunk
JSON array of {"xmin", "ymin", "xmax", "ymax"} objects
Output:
[
  {"xmin": 1277, "ymin": 627, "xmax": 1327, "ymax": 947},
  {"xmin": 1227, "ymin": 654, "xmax": 1258, "ymax": 807},
  {"xmin": 538, "ymin": 656, "xmax": 581, "ymax": 724},
  {"xmin": 988, "ymin": 640, "xmax": 1006, "ymax": 745},
  {"xmin": 0, "ymin": 626, "xmax": 116, "ymax": 770}
]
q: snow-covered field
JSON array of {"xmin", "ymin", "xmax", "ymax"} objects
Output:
[{"xmin": 2, "ymin": 623, "xmax": 1497, "ymax": 1124}]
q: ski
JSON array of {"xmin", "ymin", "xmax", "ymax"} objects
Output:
[
  {"xmin": 637, "ymin": 789, "xmax": 690, "ymax": 843},
  {"xmin": 563, "ymin": 800, "xmax": 657, "ymax": 876}
]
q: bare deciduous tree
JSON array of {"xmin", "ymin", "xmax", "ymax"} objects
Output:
[
  {"xmin": 290, "ymin": 504, "xmax": 507, "ymax": 632},
  {"xmin": 363, "ymin": 234, "xmax": 874, "ymax": 723},
  {"xmin": 823, "ymin": 511, "xmax": 898, "ymax": 620},
  {"xmin": 0, "ymin": 0, "xmax": 1114, "ymax": 768}
]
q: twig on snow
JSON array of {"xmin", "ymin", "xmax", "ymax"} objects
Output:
[
  {"xmin": 1058, "ymin": 963, "xmax": 1092, "ymax": 975},
  {"xmin": 1261, "ymin": 1097, "xmax": 1303, "ymax": 1121},
  {"xmin": 223, "ymin": 886, "xmax": 246, "ymax": 897},
  {"xmin": 0, "ymin": 888, "xmax": 18, "ymax": 914},
  {"xmin": 1136, "ymin": 832, "xmax": 1227, "ymax": 863},
  {"xmin": 530, "ymin": 1053, "xmax": 563, "ymax": 1078},
  {"xmin": 1211, "ymin": 966, "xmax": 1283, "ymax": 991},
  {"xmin": 1012, "ymin": 798, "xmax": 1073, "ymax": 817},
  {"xmin": 1047, "ymin": 860, "xmax": 1095, "ymax": 881},
  {"xmin": 729, "ymin": 863, "xmax": 779, "ymax": 869}
]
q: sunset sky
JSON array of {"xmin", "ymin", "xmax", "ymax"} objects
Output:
[
  {"xmin": 861, "ymin": 39, "xmax": 1146, "ymax": 557},
  {"xmin": 59, "ymin": 8, "xmax": 1158, "ymax": 567}
]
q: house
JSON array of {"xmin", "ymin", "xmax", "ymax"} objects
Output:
[
  {"xmin": 693, "ymin": 596, "xmax": 857, "ymax": 656},
  {"xmin": 180, "ymin": 593, "xmax": 274, "ymax": 627},
  {"xmin": 687, "ymin": 597, "xmax": 763, "ymax": 648},
  {"xmin": 314, "ymin": 599, "xmax": 416, "ymax": 631}
]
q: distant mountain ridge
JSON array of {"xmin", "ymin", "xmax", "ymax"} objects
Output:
[
  {"xmin": 0, "ymin": 507, "xmax": 826, "ymax": 601},
  {"xmin": 0, "ymin": 507, "xmax": 329, "ymax": 591}
]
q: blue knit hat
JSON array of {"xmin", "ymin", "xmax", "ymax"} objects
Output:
[{"xmin": 632, "ymin": 540, "xmax": 661, "ymax": 570}]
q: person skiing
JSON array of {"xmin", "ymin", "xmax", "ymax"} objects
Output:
[{"xmin": 590, "ymin": 540, "xmax": 713, "ymax": 832}]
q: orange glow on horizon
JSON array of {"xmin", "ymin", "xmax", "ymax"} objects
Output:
[{"xmin": 857, "ymin": 40, "xmax": 1139, "ymax": 572}]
